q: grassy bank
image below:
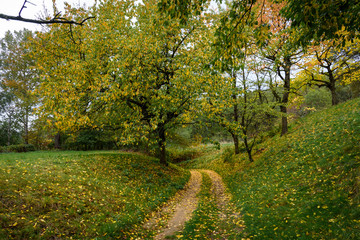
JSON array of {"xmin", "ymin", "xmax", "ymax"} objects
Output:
[
  {"xmin": 0, "ymin": 151, "xmax": 190, "ymax": 239},
  {"xmin": 183, "ymin": 98, "xmax": 360, "ymax": 239}
]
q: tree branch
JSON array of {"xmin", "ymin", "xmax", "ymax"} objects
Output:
[
  {"xmin": 225, "ymin": 0, "xmax": 256, "ymax": 39},
  {"xmin": 19, "ymin": 0, "xmax": 35, "ymax": 17},
  {"xmin": 0, "ymin": 13, "xmax": 94, "ymax": 25},
  {"xmin": 171, "ymin": 26, "xmax": 196, "ymax": 58}
]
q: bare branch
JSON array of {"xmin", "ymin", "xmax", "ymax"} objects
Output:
[
  {"xmin": 0, "ymin": 0, "xmax": 94, "ymax": 25},
  {"xmin": 19, "ymin": 0, "xmax": 28, "ymax": 16},
  {"xmin": 0, "ymin": 13, "xmax": 94, "ymax": 25}
]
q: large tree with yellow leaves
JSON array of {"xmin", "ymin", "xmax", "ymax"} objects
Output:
[{"xmin": 32, "ymin": 0, "xmax": 212, "ymax": 164}]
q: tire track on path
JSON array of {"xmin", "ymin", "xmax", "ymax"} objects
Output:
[
  {"xmin": 144, "ymin": 169, "xmax": 244, "ymax": 239},
  {"xmin": 201, "ymin": 170, "xmax": 231, "ymax": 210},
  {"xmin": 201, "ymin": 169, "xmax": 245, "ymax": 237},
  {"xmin": 144, "ymin": 170, "xmax": 202, "ymax": 239}
]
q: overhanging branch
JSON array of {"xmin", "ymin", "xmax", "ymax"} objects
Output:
[{"xmin": 0, "ymin": 13, "xmax": 94, "ymax": 25}]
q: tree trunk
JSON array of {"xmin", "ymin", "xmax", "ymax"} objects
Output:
[
  {"xmin": 280, "ymin": 105, "xmax": 288, "ymax": 136},
  {"xmin": 7, "ymin": 125, "xmax": 11, "ymax": 146},
  {"xmin": 256, "ymin": 74, "xmax": 264, "ymax": 104},
  {"xmin": 231, "ymin": 71, "xmax": 240, "ymax": 155},
  {"xmin": 244, "ymin": 137, "xmax": 253, "ymax": 162},
  {"xmin": 328, "ymin": 72, "xmax": 339, "ymax": 105},
  {"xmin": 330, "ymin": 87, "xmax": 338, "ymax": 106},
  {"xmin": 231, "ymin": 132, "xmax": 240, "ymax": 154},
  {"xmin": 24, "ymin": 109, "xmax": 29, "ymax": 144},
  {"xmin": 7, "ymin": 113, "xmax": 12, "ymax": 146},
  {"xmin": 54, "ymin": 132, "xmax": 61, "ymax": 149},
  {"xmin": 158, "ymin": 125, "xmax": 168, "ymax": 166},
  {"xmin": 280, "ymin": 58, "xmax": 291, "ymax": 136}
]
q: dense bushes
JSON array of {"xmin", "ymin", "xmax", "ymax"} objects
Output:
[
  {"xmin": 62, "ymin": 130, "xmax": 118, "ymax": 151},
  {"xmin": 0, "ymin": 144, "xmax": 36, "ymax": 153},
  {"xmin": 64, "ymin": 140, "xmax": 117, "ymax": 151},
  {"xmin": 166, "ymin": 147, "xmax": 203, "ymax": 163}
]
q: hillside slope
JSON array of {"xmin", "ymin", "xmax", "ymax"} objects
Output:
[{"xmin": 186, "ymin": 97, "xmax": 360, "ymax": 239}]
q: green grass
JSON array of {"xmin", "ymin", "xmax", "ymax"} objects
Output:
[
  {"xmin": 1, "ymin": 97, "xmax": 359, "ymax": 239},
  {"xmin": 184, "ymin": 98, "xmax": 360, "ymax": 239},
  {"xmin": 0, "ymin": 151, "xmax": 190, "ymax": 239}
]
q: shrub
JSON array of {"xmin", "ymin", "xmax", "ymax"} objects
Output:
[
  {"xmin": 221, "ymin": 147, "xmax": 234, "ymax": 163},
  {"xmin": 7, "ymin": 144, "xmax": 36, "ymax": 153},
  {"xmin": 63, "ymin": 130, "xmax": 118, "ymax": 151},
  {"xmin": 304, "ymin": 88, "xmax": 332, "ymax": 110},
  {"xmin": 167, "ymin": 148, "xmax": 201, "ymax": 163}
]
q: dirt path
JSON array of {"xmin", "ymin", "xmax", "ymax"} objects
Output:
[
  {"xmin": 201, "ymin": 169, "xmax": 231, "ymax": 208},
  {"xmin": 202, "ymin": 169, "xmax": 244, "ymax": 235},
  {"xmin": 144, "ymin": 170, "xmax": 202, "ymax": 239},
  {"xmin": 144, "ymin": 169, "xmax": 243, "ymax": 239}
]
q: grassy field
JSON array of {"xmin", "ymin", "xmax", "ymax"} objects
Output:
[
  {"xmin": 1, "ymin": 98, "xmax": 359, "ymax": 239},
  {"xmin": 182, "ymin": 97, "xmax": 360, "ymax": 239},
  {"xmin": 0, "ymin": 151, "xmax": 190, "ymax": 239}
]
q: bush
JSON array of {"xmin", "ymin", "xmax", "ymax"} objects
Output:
[
  {"xmin": 350, "ymin": 81, "xmax": 360, "ymax": 98},
  {"xmin": 167, "ymin": 148, "xmax": 201, "ymax": 163},
  {"xmin": 153, "ymin": 145, "xmax": 206, "ymax": 163},
  {"xmin": 63, "ymin": 130, "xmax": 118, "ymax": 151},
  {"xmin": 6, "ymin": 144, "xmax": 36, "ymax": 153},
  {"xmin": 221, "ymin": 147, "xmax": 234, "ymax": 163},
  {"xmin": 304, "ymin": 88, "xmax": 332, "ymax": 110},
  {"xmin": 336, "ymin": 85, "xmax": 352, "ymax": 103}
]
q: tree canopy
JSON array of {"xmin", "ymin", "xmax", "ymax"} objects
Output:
[
  {"xmin": 0, "ymin": 29, "xmax": 37, "ymax": 145},
  {"xmin": 1, "ymin": 0, "xmax": 358, "ymax": 163},
  {"xmin": 159, "ymin": 0, "xmax": 360, "ymax": 44},
  {"xmin": 282, "ymin": 0, "xmax": 360, "ymax": 43},
  {"xmin": 31, "ymin": 0, "xmax": 213, "ymax": 164}
]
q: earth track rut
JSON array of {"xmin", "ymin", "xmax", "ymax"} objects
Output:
[
  {"xmin": 144, "ymin": 170, "xmax": 202, "ymax": 239},
  {"xmin": 144, "ymin": 169, "xmax": 243, "ymax": 239}
]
